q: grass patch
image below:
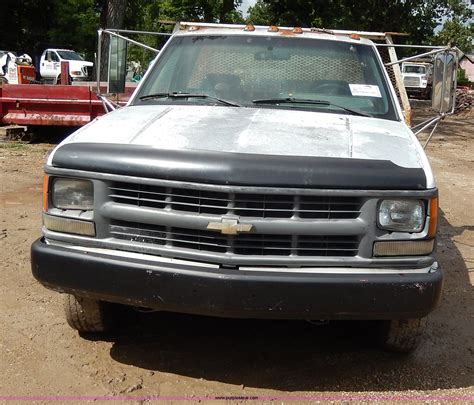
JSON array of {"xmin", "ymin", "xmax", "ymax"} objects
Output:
[
  {"xmin": 0, "ymin": 142, "xmax": 53, "ymax": 152},
  {"xmin": 0, "ymin": 141, "xmax": 32, "ymax": 150}
]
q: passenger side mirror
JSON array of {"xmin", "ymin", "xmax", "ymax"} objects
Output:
[
  {"xmin": 107, "ymin": 36, "xmax": 128, "ymax": 93},
  {"xmin": 431, "ymin": 51, "xmax": 457, "ymax": 113}
]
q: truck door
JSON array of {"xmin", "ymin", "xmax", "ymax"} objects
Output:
[{"xmin": 41, "ymin": 51, "xmax": 60, "ymax": 78}]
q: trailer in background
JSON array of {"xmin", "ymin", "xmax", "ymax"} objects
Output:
[{"xmin": 0, "ymin": 83, "xmax": 136, "ymax": 127}]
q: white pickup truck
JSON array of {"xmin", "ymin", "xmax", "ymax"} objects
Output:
[
  {"xmin": 39, "ymin": 48, "xmax": 93, "ymax": 82},
  {"xmin": 32, "ymin": 23, "xmax": 458, "ymax": 353}
]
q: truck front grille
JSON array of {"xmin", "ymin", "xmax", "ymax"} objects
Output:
[
  {"xmin": 404, "ymin": 76, "xmax": 420, "ymax": 87},
  {"xmin": 109, "ymin": 221, "xmax": 360, "ymax": 257},
  {"xmin": 108, "ymin": 183, "xmax": 362, "ymax": 220},
  {"xmin": 81, "ymin": 66, "xmax": 92, "ymax": 77}
]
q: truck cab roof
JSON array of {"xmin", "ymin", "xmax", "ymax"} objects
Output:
[{"xmin": 174, "ymin": 22, "xmax": 377, "ymax": 47}]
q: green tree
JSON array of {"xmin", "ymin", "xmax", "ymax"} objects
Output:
[
  {"xmin": 48, "ymin": 0, "xmax": 99, "ymax": 60},
  {"xmin": 123, "ymin": 0, "xmax": 244, "ymax": 71},
  {"xmin": 247, "ymin": 1, "xmax": 272, "ymax": 25},
  {"xmin": 434, "ymin": 19, "xmax": 473, "ymax": 53},
  {"xmin": 97, "ymin": 0, "xmax": 128, "ymax": 79},
  {"xmin": 2, "ymin": 0, "xmax": 56, "ymax": 55},
  {"xmin": 247, "ymin": 0, "xmax": 472, "ymax": 45}
]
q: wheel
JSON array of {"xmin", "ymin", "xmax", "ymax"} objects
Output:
[
  {"xmin": 55, "ymin": 74, "xmax": 71, "ymax": 84},
  {"xmin": 379, "ymin": 317, "xmax": 428, "ymax": 353},
  {"xmin": 424, "ymin": 88, "xmax": 432, "ymax": 100},
  {"xmin": 63, "ymin": 294, "xmax": 114, "ymax": 332}
]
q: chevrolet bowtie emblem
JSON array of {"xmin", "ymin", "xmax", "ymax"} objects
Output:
[{"xmin": 207, "ymin": 218, "xmax": 254, "ymax": 235}]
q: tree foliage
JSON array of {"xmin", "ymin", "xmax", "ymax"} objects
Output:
[
  {"xmin": 247, "ymin": 0, "xmax": 472, "ymax": 45},
  {"xmin": 434, "ymin": 19, "xmax": 473, "ymax": 53},
  {"xmin": 1, "ymin": 0, "xmax": 471, "ymax": 70},
  {"xmin": 2, "ymin": 0, "xmax": 56, "ymax": 54},
  {"xmin": 48, "ymin": 0, "xmax": 100, "ymax": 59},
  {"xmin": 1, "ymin": 1, "xmax": 243, "ymax": 55}
]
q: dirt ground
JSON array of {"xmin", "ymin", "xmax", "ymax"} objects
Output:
[{"xmin": 0, "ymin": 105, "xmax": 473, "ymax": 402}]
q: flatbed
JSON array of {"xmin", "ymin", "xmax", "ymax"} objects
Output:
[{"xmin": 0, "ymin": 83, "xmax": 135, "ymax": 127}]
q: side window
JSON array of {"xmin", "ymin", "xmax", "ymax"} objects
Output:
[
  {"xmin": 51, "ymin": 52, "xmax": 60, "ymax": 62},
  {"xmin": 46, "ymin": 51, "xmax": 52, "ymax": 62}
]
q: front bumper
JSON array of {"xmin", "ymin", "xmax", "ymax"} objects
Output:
[
  {"xmin": 31, "ymin": 238, "xmax": 443, "ymax": 320},
  {"xmin": 406, "ymin": 87, "xmax": 430, "ymax": 97}
]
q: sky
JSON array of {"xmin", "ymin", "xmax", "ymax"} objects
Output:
[{"xmin": 239, "ymin": 0, "xmax": 257, "ymax": 16}]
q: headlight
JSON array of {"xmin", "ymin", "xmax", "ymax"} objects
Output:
[
  {"xmin": 52, "ymin": 178, "xmax": 94, "ymax": 210},
  {"xmin": 378, "ymin": 200, "xmax": 425, "ymax": 232}
]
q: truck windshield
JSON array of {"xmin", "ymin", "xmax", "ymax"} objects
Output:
[
  {"xmin": 57, "ymin": 51, "xmax": 84, "ymax": 61},
  {"xmin": 135, "ymin": 35, "xmax": 397, "ymax": 120},
  {"xmin": 403, "ymin": 65, "xmax": 426, "ymax": 74}
]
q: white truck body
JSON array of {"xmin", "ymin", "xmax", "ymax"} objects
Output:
[
  {"xmin": 39, "ymin": 49, "xmax": 93, "ymax": 81},
  {"xmin": 402, "ymin": 62, "xmax": 432, "ymax": 99},
  {"xmin": 0, "ymin": 52, "xmax": 34, "ymax": 84},
  {"xmin": 0, "ymin": 52, "xmax": 19, "ymax": 84},
  {"xmin": 33, "ymin": 24, "xmax": 449, "ymax": 352}
]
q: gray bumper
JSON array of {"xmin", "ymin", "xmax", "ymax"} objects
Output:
[{"xmin": 31, "ymin": 238, "xmax": 443, "ymax": 320}]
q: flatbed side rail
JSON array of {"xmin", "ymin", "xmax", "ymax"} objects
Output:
[
  {"xmin": 0, "ymin": 83, "xmax": 136, "ymax": 126},
  {"xmin": 0, "ymin": 84, "xmax": 104, "ymax": 126}
]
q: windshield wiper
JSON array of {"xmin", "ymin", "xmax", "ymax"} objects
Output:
[
  {"xmin": 139, "ymin": 92, "xmax": 241, "ymax": 107},
  {"xmin": 252, "ymin": 97, "xmax": 372, "ymax": 117}
]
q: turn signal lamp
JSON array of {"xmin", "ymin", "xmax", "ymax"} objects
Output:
[
  {"xmin": 373, "ymin": 239, "xmax": 434, "ymax": 256},
  {"xmin": 43, "ymin": 214, "xmax": 96, "ymax": 236},
  {"xmin": 244, "ymin": 24, "xmax": 255, "ymax": 32},
  {"xmin": 43, "ymin": 175, "xmax": 49, "ymax": 212},
  {"xmin": 268, "ymin": 26, "xmax": 279, "ymax": 32},
  {"xmin": 428, "ymin": 197, "xmax": 438, "ymax": 238}
]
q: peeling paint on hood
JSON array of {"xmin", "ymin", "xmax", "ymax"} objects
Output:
[{"xmin": 55, "ymin": 104, "xmax": 424, "ymax": 169}]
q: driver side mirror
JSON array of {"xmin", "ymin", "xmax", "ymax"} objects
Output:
[
  {"xmin": 107, "ymin": 36, "xmax": 128, "ymax": 93},
  {"xmin": 431, "ymin": 51, "xmax": 457, "ymax": 113}
]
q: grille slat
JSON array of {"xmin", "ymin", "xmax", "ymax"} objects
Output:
[
  {"xmin": 404, "ymin": 76, "xmax": 421, "ymax": 87},
  {"xmin": 110, "ymin": 221, "xmax": 359, "ymax": 257},
  {"xmin": 109, "ymin": 183, "xmax": 362, "ymax": 220}
]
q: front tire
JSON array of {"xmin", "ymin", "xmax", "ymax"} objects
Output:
[
  {"xmin": 379, "ymin": 317, "xmax": 428, "ymax": 353},
  {"xmin": 63, "ymin": 294, "xmax": 113, "ymax": 332}
]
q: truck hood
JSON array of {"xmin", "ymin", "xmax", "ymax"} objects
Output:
[
  {"xmin": 68, "ymin": 60, "xmax": 93, "ymax": 68},
  {"xmin": 58, "ymin": 105, "xmax": 424, "ymax": 169}
]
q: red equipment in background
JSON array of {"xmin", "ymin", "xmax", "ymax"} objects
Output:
[
  {"xmin": 0, "ymin": 83, "xmax": 136, "ymax": 127},
  {"xmin": 0, "ymin": 84, "xmax": 104, "ymax": 126},
  {"xmin": 17, "ymin": 66, "xmax": 37, "ymax": 84}
]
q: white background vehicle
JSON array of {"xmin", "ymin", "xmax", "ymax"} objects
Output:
[
  {"xmin": 402, "ymin": 62, "xmax": 432, "ymax": 99},
  {"xmin": 39, "ymin": 48, "xmax": 93, "ymax": 82},
  {"xmin": 0, "ymin": 51, "xmax": 19, "ymax": 84},
  {"xmin": 0, "ymin": 51, "xmax": 34, "ymax": 84}
]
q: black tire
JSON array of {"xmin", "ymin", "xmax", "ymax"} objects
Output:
[
  {"xmin": 56, "ymin": 74, "xmax": 72, "ymax": 85},
  {"xmin": 63, "ymin": 294, "xmax": 113, "ymax": 332},
  {"xmin": 379, "ymin": 317, "xmax": 428, "ymax": 353},
  {"xmin": 425, "ymin": 88, "xmax": 432, "ymax": 100}
]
